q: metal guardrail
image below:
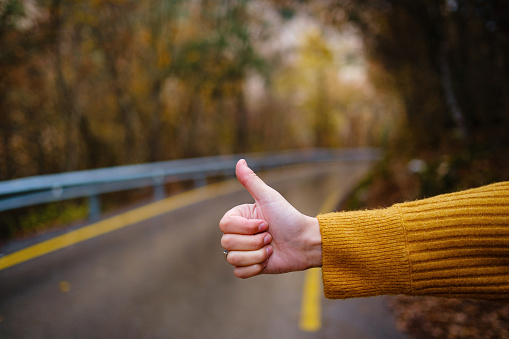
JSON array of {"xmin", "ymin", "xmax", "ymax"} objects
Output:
[{"xmin": 0, "ymin": 148, "xmax": 380, "ymax": 221}]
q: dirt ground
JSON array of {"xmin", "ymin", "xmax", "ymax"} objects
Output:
[{"xmin": 388, "ymin": 296, "xmax": 509, "ymax": 339}]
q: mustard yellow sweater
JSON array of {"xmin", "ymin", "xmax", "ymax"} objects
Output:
[{"xmin": 317, "ymin": 181, "xmax": 509, "ymax": 300}]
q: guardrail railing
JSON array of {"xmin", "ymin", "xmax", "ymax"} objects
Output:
[{"xmin": 0, "ymin": 148, "xmax": 380, "ymax": 221}]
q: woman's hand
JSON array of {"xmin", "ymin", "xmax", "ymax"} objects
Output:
[{"xmin": 219, "ymin": 159, "xmax": 322, "ymax": 278}]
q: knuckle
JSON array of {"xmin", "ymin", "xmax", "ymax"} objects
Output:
[
  {"xmin": 227, "ymin": 252, "xmax": 239, "ymax": 265},
  {"xmin": 219, "ymin": 216, "xmax": 230, "ymax": 232},
  {"xmin": 221, "ymin": 235, "xmax": 233, "ymax": 249},
  {"xmin": 230, "ymin": 258, "xmax": 241, "ymax": 267},
  {"xmin": 220, "ymin": 236, "xmax": 227, "ymax": 248},
  {"xmin": 219, "ymin": 220, "xmax": 226, "ymax": 232}
]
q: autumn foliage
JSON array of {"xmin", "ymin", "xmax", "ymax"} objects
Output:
[{"xmin": 0, "ymin": 0, "xmax": 394, "ymax": 181}]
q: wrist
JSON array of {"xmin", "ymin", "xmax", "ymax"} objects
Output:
[{"xmin": 304, "ymin": 216, "xmax": 322, "ymax": 269}]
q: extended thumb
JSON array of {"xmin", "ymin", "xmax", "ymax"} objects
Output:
[{"xmin": 235, "ymin": 159, "xmax": 271, "ymax": 202}]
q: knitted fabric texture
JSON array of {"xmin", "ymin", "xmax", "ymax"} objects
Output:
[{"xmin": 318, "ymin": 181, "xmax": 509, "ymax": 300}]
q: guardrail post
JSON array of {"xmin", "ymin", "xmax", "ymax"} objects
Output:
[
  {"xmin": 194, "ymin": 175, "xmax": 207, "ymax": 188},
  {"xmin": 89, "ymin": 194, "xmax": 101, "ymax": 222},
  {"xmin": 153, "ymin": 184, "xmax": 165, "ymax": 201},
  {"xmin": 152, "ymin": 167, "xmax": 166, "ymax": 201}
]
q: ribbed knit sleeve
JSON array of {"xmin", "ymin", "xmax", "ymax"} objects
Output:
[{"xmin": 318, "ymin": 181, "xmax": 509, "ymax": 300}]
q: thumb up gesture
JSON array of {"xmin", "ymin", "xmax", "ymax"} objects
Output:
[{"xmin": 219, "ymin": 159, "xmax": 322, "ymax": 278}]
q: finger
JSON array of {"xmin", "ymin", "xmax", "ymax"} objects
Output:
[
  {"xmin": 219, "ymin": 214, "xmax": 268, "ymax": 235},
  {"xmin": 227, "ymin": 246, "xmax": 273, "ymax": 267},
  {"xmin": 221, "ymin": 232, "xmax": 272, "ymax": 251},
  {"xmin": 235, "ymin": 159, "xmax": 275, "ymax": 203},
  {"xmin": 233, "ymin": 262, "xmax": 267, "ymax": 279}
]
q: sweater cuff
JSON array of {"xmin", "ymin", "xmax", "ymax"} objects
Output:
[
  {"xmin": 396, "ymin": 184, "xmax": 509, "ymax": 299},
  {"xmin": 318, "ymin": 207, "xmax": 411, "ymax": 299}
]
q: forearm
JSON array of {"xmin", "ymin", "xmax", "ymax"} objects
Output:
[{"xmin": 318, "ymin": 181, "xmax": 509, "ymax": 300}]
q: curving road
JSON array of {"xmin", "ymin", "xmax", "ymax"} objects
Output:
[{"xmin": 0, "ymin": 161, "xmax": 406, "ymax": 339}]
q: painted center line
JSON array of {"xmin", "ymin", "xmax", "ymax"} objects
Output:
[{"xmin": 300, "ymin": 267, "xmax": 323, "ymax": 332}]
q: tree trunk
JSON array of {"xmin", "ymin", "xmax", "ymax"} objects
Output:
[
  {"xmin": 94, "ymin": 28, "xmax": 142, "ymax": 164},
  {"xmin": 50, "ymin": 0, "xmax": 81, "ymax": 171},
  {"xmin": 234, "ymin": 87, "xmax": 248, "ymax": 154}
]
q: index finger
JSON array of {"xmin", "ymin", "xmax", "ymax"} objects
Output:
[{"xmin": 219, "ymin": 214, "xmax": 268, "ymax": 235}]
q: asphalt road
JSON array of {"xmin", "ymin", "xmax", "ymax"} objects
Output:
[{"xmin": 0, "ymin": 161, "xmax": 406, "ymax": 339}]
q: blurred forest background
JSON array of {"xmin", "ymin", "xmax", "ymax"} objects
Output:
[
  {"xmin": 0, "ymin": 0, "xmax": 397, "ymax": 181},
  {"xmin": 0, "ymin": 0, "xmax": 400, "ymax": 240},
  {"xmin": 1, "ymin": 0, "xmax": 509, "ymax": 337},
  {"xmin": 1, "ymin": 0, "xmax": 508, "ymax": 193}
]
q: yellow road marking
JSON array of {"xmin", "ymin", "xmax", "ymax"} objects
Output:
[
  {"xmin": 299, "ymin": 267, "xmax": 322, "ymax": 331},
  {"xmin": 0, "ymin": 179, "xmax": 241, "ymax": 272},
  {"xmin": 299, "ymin": 188, "xmax": 344, "ymax": 332}
]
